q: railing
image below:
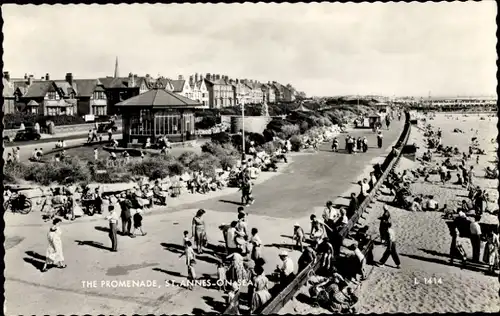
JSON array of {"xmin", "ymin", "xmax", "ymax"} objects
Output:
[{"xmin": 224, "ymin": 111, "xmax": 412, "ymax": 315}]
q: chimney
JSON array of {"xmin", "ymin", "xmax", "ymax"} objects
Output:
[
  {"xmin": 45, "ymin": 73, "xmax": 50, "ymax": 81},
  {"xmin": 28, "ymin": 75, "xmax": 34, "ymax": 86},
  {"xmin": 206, "ymin": 73, "xmax": 211, "ymax": 80},
  {"xmin": 189, "ymin": 75, "xmax": 194, "ymax": 86},
  {"xmin": 236, "ymin": 79, "xmax": 239, "ymax": 84},
  {"xmin": 3, "ymin": 71, "xmax": 10, "ymax": 81},
  {"xmin": 65, "ymin": 73, "xmax": 73, "ymax": 86},
  {"xmin": 178, "ymin": 75, "xmax": 184, "ymax": 80},
  {"xmin": 216, "ymin": 74, "xmax": 220, "ymax": 80},
  {"xmin": 195, "ymin": 73, "xmax": 199, "ymax": 82},
  {"xmin": 24, "ymin": 73, "xmax": 28, "ymax": 80},
  {"xmin": 128, "ymin": 72, "xmax": 135, "ymax": 87}
]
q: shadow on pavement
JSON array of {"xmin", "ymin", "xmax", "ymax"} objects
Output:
[
  {"xmin": 24, "ymin": 251, "xmax": 47, "ymax": 271},
  {"xmin": 201, "ymin": 295, "xmax": 227, "ymax": 314},
  {"xmin": 95, "ymin": 226, "xmax": 110, "ymax": 233},
  {"xmin": 75, "ymin": 240, "xmax": 111, "ymax": 251},
  {"xmin": 218, "ymin": 199, "xmax": 242, "ymax": 206},
  {"xmin": 418, "ymin": 248, "xmax": 450, "ymax": 258},
  {"xmin": 153, "ymin": 267, "xmax": 184, "ymax": 277}
]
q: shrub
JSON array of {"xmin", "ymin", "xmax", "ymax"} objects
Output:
[
  {"xmin": 201, "ymin": 142, "xmax": 239, "ymax": 170},
  {"xmin": 195, "ymin": 115, "xmax": 218, "ymax": 130},
  {"xmin": 177, "ymin": 151, "xmax": 199, "ymax": 167},
  {"xmin": 4, "ymin": 162, "xmax": 29, "ymax": 184},
  {"xmin": 24, "ymin": 157, "xmax": 91, "ymax": 185},
  {"xmin": 281, "ymin": 124, "xmax": 300, "ymax": 138},
  {"xmin": 299, "ymin": 121, "xmax": 309, "ymax": 133},
  {"xmin": 128, "ymin": 158, "xmax": 170, "ymax": 180},
  {"xmin": 189, "ymin": 153, "xmax": 221, "ymax": 177},
  {"xmin": 246, "ymin": 132, "xmax": 267, "ymax": 147},
  {"xmin": 211, "ymin": 132, "xmax": 231, "ymax": 145},
  {"xmin": 168, "ymin": 161, "xmax": 185, "ymax": 176},
  {"xmin": 261, "ymin": 141, "xmax": 283, "ymax": 155},
  {"xmin": 289, "ymin": 135, "xmax": 302, "ymax": 152},
  {"xmin": 262, "ymin": 128, "xmax": 275, "ymax": 142}
]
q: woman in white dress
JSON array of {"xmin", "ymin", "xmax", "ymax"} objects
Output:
[{"xmin": 42, "ymin": 218, "xmax": 66, "ymax": 272}]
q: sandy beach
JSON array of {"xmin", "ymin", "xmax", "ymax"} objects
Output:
[{"xmin": 281, "ymin": 112, "xmax": 499, "ymax": 314}]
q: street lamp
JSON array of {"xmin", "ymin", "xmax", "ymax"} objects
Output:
[{"xmin": 241, "ymin": 95, "xmax": 247, "ymax": 161}]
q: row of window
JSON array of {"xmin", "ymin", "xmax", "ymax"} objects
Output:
[
  {"xmin": 129, "ymin": 110, "xmax": 195, "ymax": 136},
  {"xmin": 92, "ymin": 106, "xmax": 107, "ymax": 116},
  {"xmin": 46, "ymin": 106, "xmax": 75, "ymax": 116}
]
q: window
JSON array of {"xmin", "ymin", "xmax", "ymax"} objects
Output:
[
  {"xmin": 92, "ymin": 106, "xmax": 107, "ymax": 116},
  {"xmin": 130, "ymin": 109, "xmax": 153, "ymax": 136},
  {"xmin": 94, "ymin": 91, "xmax": 106, "ymax": 100},
  {"xmin": 47, "ymin": 92, "xmax": 57, "ymax": 100},
  {"xmin": 154, "ymin": 111, "xmax": 182, "ymax": 135},
  {"xmin": 30, "ymin": 107, "xmax": 38, "ymax": 114},
  {"xmin": 47, "ymin": 107, "xmax": 58, "ymax": 116}
]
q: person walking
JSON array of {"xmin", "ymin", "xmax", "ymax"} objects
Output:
[
  {"xmin": 376, "ymin": 222, "xmax": 401, "ymax": 269},
  {"xmin": 469, "ymin": 216, "xmax": 482, "ymax": 263},
  {"xmin": 377, "ymin": 131, "xmax": 383, "ymax": 148},
  {"xmin": 131, "ymin": 209, "xmax": 147, "ymax": 237},
  {"xmin": 251, "ymin": 265, "xmax": 272, "ymax": 313},
  {"xmin": 250, "ymin": 227, "xmax": 263, "ymax": 263},
  {"xmin": 179, "ymin": 240, "xmax": 197, "ymax": 290},
  {"xmin": 483, "ymin": 230, "xmax": 499, "ymax": 272},
  {"xmin": 191, "ymin": 209, "xmax": 207, "ymax": 254},
  {"xmin": 42, "ymin": 218, "xmax": 66, "ymax": 272},
  {"xmin": 105, "ymin": 205, "xmax": 119, "ymax": 252},
  {"xmin": 378, "ymin": 205, "xmax": 392, "ymax": 243},
  {"xmin": 449, "ymin": 224, "xmax": 466, "ymax": 265},
  {"xmin": 362, "ymin": 136, "xmax": 368, "ymax": 153},
  {"xmin": 119, "ymin": 196, "xmax": 133, "ymax": 237}
]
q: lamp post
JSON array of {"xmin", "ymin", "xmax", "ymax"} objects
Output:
[{"xmin": 241, "ymin": 96, "xmax": 246, "ymax": 161}]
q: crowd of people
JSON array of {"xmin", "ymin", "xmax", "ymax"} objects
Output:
[{"xmin": 23, "ymin": 109, "xmax": 413, "ymax": 313}]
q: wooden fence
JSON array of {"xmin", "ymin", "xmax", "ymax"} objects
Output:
[{"xmin": 223, "ymin": 112, "xmax": 412, "ymax": 315}]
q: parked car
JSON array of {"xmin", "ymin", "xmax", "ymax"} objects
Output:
[
  {"xmin": 14, "ymin": 128, "xmax": 41, "ymax": 141},
  {"xmin": 97, "ymin": 121, "xmax": 118, "ymax": 133}
]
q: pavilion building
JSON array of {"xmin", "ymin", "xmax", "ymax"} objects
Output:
[{"xmin": 115, "ymin": 81, "xmax": 201, "ymax": 146}]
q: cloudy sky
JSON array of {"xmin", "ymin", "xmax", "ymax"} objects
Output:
[{"xmin": 3, "ymin": 2, "xmax": 497, "ymax": 97}]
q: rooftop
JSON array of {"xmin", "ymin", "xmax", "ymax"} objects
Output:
[{"xmin": 115, "ymin": 84, "xmax": 201, "ymax": 108}]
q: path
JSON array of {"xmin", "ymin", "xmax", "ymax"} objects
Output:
[{"xmin": 5, "ymin": 119, "xmax": 405, "ymax": 314}]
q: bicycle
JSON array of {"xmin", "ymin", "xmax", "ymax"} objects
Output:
[{"xmin": 4, "ymin": 193, "xmax": 32, "ymax": 214}]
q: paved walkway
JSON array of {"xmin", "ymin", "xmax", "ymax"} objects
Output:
[{"xmin": 5, "ymin": 119, "xmax": 405, "ymax": 314}]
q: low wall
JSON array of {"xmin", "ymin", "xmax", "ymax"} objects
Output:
[
  {"xmin": 223, "ymin": 111, "xmax": 412, "ymax": 315},
  {"xmin": 4, "ymin": 120, "xmax": 123, "ymax": 138}
]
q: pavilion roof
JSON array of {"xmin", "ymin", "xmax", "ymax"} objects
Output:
[{"xmin": 115, "ymin": 88, "xmax": 201, "ymax": 108}]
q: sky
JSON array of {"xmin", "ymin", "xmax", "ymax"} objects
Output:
[{"xmin": 3, "ymin": 2, "xmax": 497, "ymax": 97}]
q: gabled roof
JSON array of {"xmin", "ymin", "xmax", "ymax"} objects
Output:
[
  {"xmin": 54, "ymin": 80, "xmax": 78, "ymax": 96},
  {"xmin": 74, "ymin": 79, "xmax": 101, "ymax": 97},
  {"xmin": 98, "ymin": 76, "xmax": 147, "ymax": 89},
  {"xmin": 293, "ymin": 104, "xmax": 312, "ymax": 112},
  {"xmin": 115, "ymin": 88, "xmax": 201, "ymax": 108},
  {"xmin": 156, "ymin": 78, "xmax": 174, "ymax": 91},
  {"xmin": 170, "ymin": 79, "xmax": 185, "ymax": 92},
  {"xmin": 23, "ymin": 81, "xmax": 55, "ymax": 98},
  {"xmin": 27, "ymin": 100, "xmax": 39, "ymax": 106}
]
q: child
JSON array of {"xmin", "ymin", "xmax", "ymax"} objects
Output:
[
  {"xmin": 293, "ymin": 223, "xmax": 305, "ymax": 252},
  {"xmin": 226, "ymin": 281, "xmax": 240, "ymax": 304},
  {"xmin": 179, "ymin": 240, "xmax": 196, "ymax": 290},
  {"xmin": 217, "ymin": 261, "xmax": 227, "ymax": 292},
  {"xmin": 131, "ymin": 209, "xmax": 147, "ymax": 237},
  {"xmin": 183, "ymin": 230, "xmax": 191, "ymax": 247}
]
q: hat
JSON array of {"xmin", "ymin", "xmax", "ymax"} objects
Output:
[
  {"xmin": 383, "ymin": 205, "xmax": 389, "ymax": 211},
  {"xmin": 458, "ymin": 211, "xmax": 466, "ymax": 218},
  {"xmin": 294, "ymin": 223, "xmax": 300, "ymax": 227},
  {"xmin": 279, "ymin": 250, "xmax": 289, "ymax": 257}
]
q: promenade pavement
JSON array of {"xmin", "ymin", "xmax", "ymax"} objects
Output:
[{"xmin": 5, "ymin": 119, "xmax": 404, "ymax": 314}]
